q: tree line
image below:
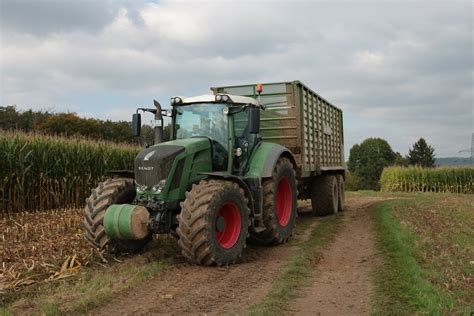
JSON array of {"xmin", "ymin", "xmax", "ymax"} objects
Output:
[
  {"xmin": 347, "ymin": 137, "xmax": 436, "ymax": 190},
  {"xmin": 1, "ymin": 105, "xmax": 436, "ymax": 191},
  {"xmin": 0, "ymin": 106, "xmax": 170, "ymax": 145}
]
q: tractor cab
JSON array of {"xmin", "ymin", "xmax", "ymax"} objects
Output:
[
  {"xmin": 170, "ymin": 94, "xmax": 262, "ymax": 174},
  {"xmin": 132, "ymin": 93, "xmax": 263, "ymax": 177}
]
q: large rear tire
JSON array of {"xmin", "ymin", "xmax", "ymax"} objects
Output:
[
  {"xmin": 83, "ymin": 178, "xmax": 151, "ymax": 253},
  {"xmin": 336, "ymin": 175, "xmax": 345, "ymax": 212},
  {"xmin": 311, "ymin": 175, "xmax": 338, "ymax": 216},
  {"xmin": 249, "ymin": 157, "xmax": 297, "ymax": 245},
  {"xmin": 176, "ymin": 179, "xmax": 250, "ymax": 266}
]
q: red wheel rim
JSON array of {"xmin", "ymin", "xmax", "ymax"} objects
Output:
[
  {"xmin": 276, "ymin": 176, "xmax": 292, "ymax": 226},
  {"xmin": 215, "ymin": 202, "xmax": 241, "ymax": 249}
]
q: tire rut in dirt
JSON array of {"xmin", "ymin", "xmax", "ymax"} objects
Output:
[{"xmin": 288, "ymin": 197, "xmax": 383, "ymax": 315}]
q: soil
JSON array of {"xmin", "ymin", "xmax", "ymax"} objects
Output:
[
  {"xmin": 92, "ymin": 203, "xmax": 312, "ymax": 316},
  {"xmin": 91, "ymin": 197, "xmax": 382, "ymax": 315},
  {"xmin": 288, "ymin": 197, "xmax": 381, "ymax": 315}
]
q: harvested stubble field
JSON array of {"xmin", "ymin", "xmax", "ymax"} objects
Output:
[
  {"xmin": 1, "ymin": 194, "xmax": 472, "ymax": 315},
  {"xmin": 1, "ymin": 208, "xmax": 97, "ymax": 300}
]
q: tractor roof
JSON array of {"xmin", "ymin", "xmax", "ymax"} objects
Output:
[{"xmin": 177, "ymin": 94, "xmax": 259, "ymax": 106}]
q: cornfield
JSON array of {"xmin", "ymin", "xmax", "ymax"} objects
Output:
[
  {"xmin": 0, "ymin": 131, "xmax": 140, "ymax": 213},
  {"xmin": 380, "ymin": 166, "xmax": 474, "ymax": 194}
]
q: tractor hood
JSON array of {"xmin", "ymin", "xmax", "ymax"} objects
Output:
[{"xmin": 134, "ymin": 138, "xmax": 210, "ymax": 191}]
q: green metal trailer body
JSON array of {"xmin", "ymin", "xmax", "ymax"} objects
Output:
[{"xmin": 211, "ymin": 81, "xmax": 344, "ymax": 178}]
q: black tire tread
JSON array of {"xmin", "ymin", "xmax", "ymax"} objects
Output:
[
  {"xmin": 83, "ymin": 178, "xmax": 150, "ymax": 253},
  {"xmin": 336, "ymin": 174, "xmax": 345, "ymax": 212},
  {"xmin": 250, "ymin": 157, "xmax": 297, "ymax": 245},
  {"xmin": 176, "ymin": 179, "xmax": 250, "ymax": 266},
  {"xmin": 311, "ymin": 175, "xmax": 338, "ymax": 216}
]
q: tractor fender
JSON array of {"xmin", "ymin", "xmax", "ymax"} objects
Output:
[
  {"xmin": 198, "ymin": 172, "xmax": 255, "ymax": 215},
  {"xmin": 246, "ymin": 142, "xmax": 297, "ymax": 178}
]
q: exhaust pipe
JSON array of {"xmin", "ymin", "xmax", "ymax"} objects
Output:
[{"xmin": 153, "ymin": 99, "xmax": 163, "ymax": 144}]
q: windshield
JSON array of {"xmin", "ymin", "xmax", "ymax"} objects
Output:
[{"xmin": 175, "ymin": 103, "xmax": 228, "ymax": 148}]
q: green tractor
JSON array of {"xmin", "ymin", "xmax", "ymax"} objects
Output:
[{"xmin": 83, "ymin": 81, "xmax": 345, "ymax": 265}]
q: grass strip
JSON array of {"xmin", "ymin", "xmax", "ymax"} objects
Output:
[
  {"xmin": 247, "ymin": 215, "xmax": 341, "ymax": 316},
  {"xmin": 372, "ymin": 201, "xmax": 455, "ymax": 314}
]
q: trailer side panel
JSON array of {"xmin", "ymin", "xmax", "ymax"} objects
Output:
[{"xmin": 211, "ymin": 80, "xmax": 344, "ymax": 177}]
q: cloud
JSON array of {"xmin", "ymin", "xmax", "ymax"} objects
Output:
[
  {"xmin": 0, "ymin": 0, "xmax": 472, "ymax": 157},
  {"xmin": 0, "ymin": 0, "xmax": 126, "ymax": 35}
]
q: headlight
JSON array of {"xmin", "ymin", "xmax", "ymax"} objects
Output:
[
  {"xmin": 151, "ymin": 179, "xmax": 167, "ymax": 194},
  {"xmin": 171, "ymin": 97, "xmax": 182, "ymax": 105},
  {"xmin": 215, "ymin": 94, "xmax": 222, "ymax": 102},
  {"xmin": 223, "ymin": 106, "xmax": 230, "ymax": 115},
  {"xmin": 221, "ymin": 95, "xmax": 229, "ymax": 102}
]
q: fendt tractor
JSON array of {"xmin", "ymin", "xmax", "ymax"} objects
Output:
[{"xmin": 83, "ymin": 81, "xmax": 345, "ymax": 265}]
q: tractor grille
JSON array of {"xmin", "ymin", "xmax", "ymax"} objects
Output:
[{"xmin": 134, "ymin": 145, "xmax": 184, "ymax": 189}]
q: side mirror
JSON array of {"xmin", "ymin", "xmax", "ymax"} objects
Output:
[
  {"xmin": 249, "ymin": 107, "xmax": 260, "ymax": 134},
  {"xmin": 132, "ymin": 113, "xmax": 141, "ymax": 137}
]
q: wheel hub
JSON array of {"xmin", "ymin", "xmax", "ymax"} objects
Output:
[
  {"xmin": 215, "ymin": 202, "xmax": 241, "ymax": 249},
  {"xmin": 276, "ymin": 176, "xmax": 292, "ymax": 226}
]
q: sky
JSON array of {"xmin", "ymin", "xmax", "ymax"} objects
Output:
[{"xmin": 0, "ymin": 0, "xmax": 472, "ymax": 158}]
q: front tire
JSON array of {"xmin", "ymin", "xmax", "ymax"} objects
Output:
[
  {"xmin": 250, "ymin": 157, "xmax": 297, "ymax": 245},
  {"xmin": 176, "ymin": 179, "xmax": 250, "ymax": 266},
  {"xmin": 83, "ymin": 178, "xmax": 151, "ymax": 253}
]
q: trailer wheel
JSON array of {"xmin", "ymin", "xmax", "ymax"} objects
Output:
[
  {"xmin": 336, "ymin": 175, "xmax": 345, "ymax": 212},
  {"xmin": 250, "ymin": 157, "xmax": 297, "ymax": 245},
  {"xmin": 176, "ymin": 179, "xmax": 249, "ymax": 265},
  {"xmin": 311, "ymin": 175, "xmax": 338, "ymax": 216},
  {"xmin": 83, "ymin": 178, "xmax": 151, "ymax": 253}
]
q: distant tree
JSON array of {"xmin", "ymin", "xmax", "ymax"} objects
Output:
[
  {"xmin": 0, "ymin": 106, "xmax": 173, "ymax": 145},
  {"xmin": 0, "ymin": 106, "xmax": 51, "ymax": 131},
  {"xmin": 140, "ymin": 125, "xmax": 155, "ymax": 145},
  {"xmin": 393, "ymin": 152, "xmax": 409, "ymax": 166},
  {"xmin": 139, "ymin": 123, "xmax": 173, "ymax": 146},
  {"xmin": 347, "ymin": 138, "xmax": 397, "ymax": 190},
  {"xmin": 407, "ymin": 138, "xmax": 435, "ymax": 167},
  {"xmin": 0, "ymin": 106, "xmax": 20, "ymax": 130},
  {"xmin": 163, "ymin": 123, "xmax": 172, "ymax": 141}
]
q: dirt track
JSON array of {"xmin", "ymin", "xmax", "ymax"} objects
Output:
[
  {"xmin": 93, "ymin": 197, "xmax": 381, "ymax": 315},
  {"xmin": 288, "ymin": 198, "xmax": 379, "ymax": 315}
]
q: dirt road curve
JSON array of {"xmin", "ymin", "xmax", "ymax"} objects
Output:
[{"xmin": 93, "ymin": 197, "xmax": 381, "ymax": 315}]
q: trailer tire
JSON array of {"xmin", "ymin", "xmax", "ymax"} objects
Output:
[
  {"xmin": 336, "ymin": 175, "xmax": 345, "ymax": 212},
  {"xmin": 249, "ymin": 157, "xmax": 297, "ymax": 245},
  {"xmin": 83, "ymin": 178, "xmax": 151, "ymax": 254},
  {"xmin": 177, "ymin": 179, "xmax": 249, "ymax": 266},
  {"xmin": 311, "ymin": 175, "xmax": 338, "ymax": 216}
]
